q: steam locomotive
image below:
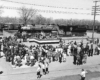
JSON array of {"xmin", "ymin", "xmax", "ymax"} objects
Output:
[{"xmin": 0, "ymin": 23, "xmax": 87, "ymax": 37}]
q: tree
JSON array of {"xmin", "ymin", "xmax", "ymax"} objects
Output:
[
  {"xmin": 19, "ymin": 7, "xmax": 36, "ymax": 26},
  {"xmin": 34, "ymin": 15, "xmax": 46, "ymax": 24},
  {"xmin": 0, "ymin": 6, "xmax": 3, "ymax": 21},
  {"xmin": 45, "ymin": 18, "xmax": 54, "ymax": 24},
  {"xmin": 0, "ymin": 6, "xmax": 2, "ymax": 15},
  {"xmin": 0, "ymin": 17, "xmax": 19, "ymax": 24}
]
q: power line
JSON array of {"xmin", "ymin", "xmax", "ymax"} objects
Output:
[
  {"xmin": 1, "ymin": 6, "xmax": 91, "ymax": 15},
  {"xmin": 1, "ymin": 0, "xmax": 91, "ymax": 10}
]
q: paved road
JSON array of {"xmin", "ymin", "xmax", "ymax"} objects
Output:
[
  {"xmin": 1, "ymin": 55, "xmax": 100, "ymax": 80},
  {"xmin": 52, "ymin": 71, "xmax": 100, "ymax": 80}
]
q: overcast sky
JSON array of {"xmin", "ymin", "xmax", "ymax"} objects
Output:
[{"xmin": 0, "ymin": 0, "xmax": 100, "ymax": 21}]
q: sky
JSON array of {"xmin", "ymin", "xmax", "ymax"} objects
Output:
[{"xmin": 0, "ymin": 0, "xmax": 100, "ymax": 21}]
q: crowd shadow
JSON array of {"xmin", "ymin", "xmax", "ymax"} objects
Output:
[{"xmin": 0, "ymin": 71, "xmax": 3, "ymax": 74}]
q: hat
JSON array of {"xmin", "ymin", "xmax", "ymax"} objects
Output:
[{"xmin": 82, "ymin": 69, "xmax": 84, "ymax": 71}]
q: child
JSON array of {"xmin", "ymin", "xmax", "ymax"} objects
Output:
[
  {"xmin": 63, "ymin": 52, "xmax": 66, "ymax": 62},
  {"xmin": 42, "ymin": 62, "xmax": 46, "ymax": 75},
  {"xmin": 37, "ymin": 64, "xmax": 42, "ymax": 78},
  {"xmin": 82, "ymin": 54, "xmax": 87, "ymax": 64},
  {"xmin": 25, "ymin": 54, "xmax": 30, "ymax": 66},
  {"xmin": 45, "ymin": 60, "xmax": 49, "ymax": 74},
  {"xmin": 80, "ymin": 69, "xmax": 86, "ymax": 80}
]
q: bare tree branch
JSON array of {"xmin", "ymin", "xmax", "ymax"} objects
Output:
[
  {"xmin": 0, "ymin": 6, "xmax": 3, "ymax": 16},
  {"xmin": 19, "ymin": 7, "xmax": 36, "ymax": 25}
]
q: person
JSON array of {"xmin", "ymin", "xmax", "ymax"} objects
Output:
[
  {"xmin": 67, "ymin": 45, "xmax": 71, "ymax": 56},
  {"xmin": 97, "ymin": 38, "xmax": 99, "ymax": 44},
  {"xmin": 37, "ymin": 64, "xmax": 42, "ymax": 78},
  {"xmin": 45, "ymin": 61, "xmax": 49, "ymax": 74},
  {"xmin": 59, "ymin": 53, "xmax": 62, "ymax": 63},
  {"xmin": 14, "ymin": 55, "xmax": 17, "ymax": 68},
  {"xmin": 86, "ymin": 43, "xmax": 89, "ymax": 55},
  {"xmin": 88, "ymin": 43, "xmax": 91, "ymax": 57},
  {"xmin": 80, "ymin": 69, "xmax": 86, "ymax": 80},
  {"xmin": 30, "ymin": 54, "xmax": 35, "ymax": 66},
  {"xmin": 25, "ymin": 54, "xmax": 30, "ymax": 66},
  {"xmin": 62, "ymin": 52, "xmax": 66, "ymax": 62},
  {"xmin": 45, "ymin": 57, "xmax": 49, "ymax": 72},
  {"xmin": 73, "ymin": 45, "xmax": 77, "ymax": 65},
  {"xmin": 0, "ymin": 51, "xmax": 4, "ymax": 58},
  {"xmin": 90, "ymin": 43, "xmax": 93, "ymax": 56},
  {"xmin": 41, "ymin": 62, "xmax": 46, "ymax": 75},
  {"xmin": 77, "ymin": 45, "xmax": 81, "ymax": 65},
  {"xmin": 16, "ymin": 55, "xmax": 22, "ymax": 67},
  {"xmin": 82, "ymin": 53, "xmax": 87, "ymax": 64},
  {"xmin": 97, "ymin": 45, "xmax": 100, "ymax": 55}
]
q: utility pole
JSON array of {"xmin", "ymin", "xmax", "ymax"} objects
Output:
[{"xmin": 92, "ymin": 1, "xmax": 100, "ymax": 43}]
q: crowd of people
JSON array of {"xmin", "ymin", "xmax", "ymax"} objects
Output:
[
  {"xmin": 2, "ymin": 37, "xmax": 100, "ymax": 63},
  {"xmin": 30, "ymin": 32, "xmax": 58, "ymax": 40},
  {"xmin": 0, "ymin": 34, "xmax": 100, "ymax": 78}
]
